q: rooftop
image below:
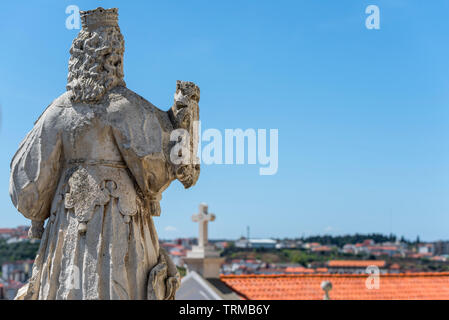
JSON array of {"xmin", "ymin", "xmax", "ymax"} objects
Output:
[
  {"xmin": 285, "ymin": 267, "xmax": 315, "ymax": 273},
  {"xmin": 220, "ymin": 272, "xmax": 449, "ymax": 300},
  {"xmin": 327, "ymin": 260, "xmax": 386, "ymax": 268},
  {"xmin": 249, "ymin": 239, "xmax": 277, "ymax": 244}
]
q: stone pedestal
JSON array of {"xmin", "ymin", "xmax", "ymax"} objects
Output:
[
  {"xmin": 185, "ymin": 245, "xmax": 224, "ymax": 278},
  {"xmin": 184, "ymin": 257, "xmax": 225, "ymax": 279},
  {"xmin": 187, "ymin": 245, "xmax": 220, "ymax": 258}
]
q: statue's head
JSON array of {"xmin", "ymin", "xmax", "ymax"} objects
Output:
[{"xmin": 67, "ymin": 7, "xmax": 125, "ymax": 104}]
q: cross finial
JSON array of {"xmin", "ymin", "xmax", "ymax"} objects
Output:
[{"xmin": 192, "ymin": 203, "xmax": 215, "ymax": 247}]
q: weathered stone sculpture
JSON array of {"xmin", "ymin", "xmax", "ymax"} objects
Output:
[{"xmin": 9, "ymin": 7, "xmax": 200, "ymax": 300}]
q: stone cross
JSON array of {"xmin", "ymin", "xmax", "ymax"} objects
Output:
[{"xmin": 192, "ymin": 203, "xmax": 215, "ymax": 248}]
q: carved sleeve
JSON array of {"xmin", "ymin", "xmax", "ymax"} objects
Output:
[
  {"xmin": 9, "ymin": 108, "xmax": 63, "ymax": 222},
  {"xmin": 110, "ymin": 84, "xmax": 200, "ymax": 217},
  {"xmin": 111, "ymin": 100, "xmax": 175, "ymax": 217}
]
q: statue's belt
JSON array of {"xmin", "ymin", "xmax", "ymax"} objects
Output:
[{"xmin": 67, "ymin": 159, "xmax": 127, "ymax": 169}]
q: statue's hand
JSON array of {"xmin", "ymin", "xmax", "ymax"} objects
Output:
[
  {"xmin": 147, "ymin": 247, "xmax": 180, "ymax": 300},
  {"xmin": 28, "ymin": 220, "xmax": 45, "ymax": 239},
  {"xmin": 169, "ymin": 81, "xmax": 199, "ymax": 132},
  {"xmin": 175, "ymin": 163, "xmax": 200, "ymax": 189}
]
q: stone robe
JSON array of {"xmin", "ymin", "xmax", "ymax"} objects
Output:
[{"xmin": 10, "ymin": 86, "xmax": 187, "ymax": 299}]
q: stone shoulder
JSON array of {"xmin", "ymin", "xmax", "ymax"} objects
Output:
[{"xmin": 106, "ymin": 86, "xmax": 173, "ymax": 131}]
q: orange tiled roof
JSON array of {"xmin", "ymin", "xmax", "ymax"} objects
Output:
[
  {"xmin": 389, "ymin": 263, "xmax": 401, "ymax": 270},
  {"xmin": 328, "ymin": 260, "xmax": 386, "ymax": 268},
  {"xmin": 367, "ymin": 246, "xmax": 399, "ymax": 251},
  {"xmin": 431, "ymin": 256, "xmax": 447, "ymax": 262},
  {"xmin": 312, "ymin": 246, "xmax": 333, "ymax": 252},
  {"xmin": 285, "ymin": 267, "xmax": 315, "ymax": 273},
  {"xmin": 220, "ymin": 272, "xmax": 449, "ymax": 300},
  {"xmin": 170, "ymin": 251, "xmax": 184, "ymax": 256},
  {"xmin": 409, "ymin": 253, "xmax": 432, "ymax": 259}
]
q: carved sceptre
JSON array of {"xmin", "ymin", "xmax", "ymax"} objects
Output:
[{"xmin": 168, "ymin": 81, "xmax": 201, "ymax": 189}]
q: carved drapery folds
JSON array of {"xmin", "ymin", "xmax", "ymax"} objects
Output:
[{"xmin": 64, "ymin": 166, "xmax": 138, "ymax": 234}]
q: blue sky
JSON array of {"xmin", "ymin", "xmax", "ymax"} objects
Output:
[{"xmin": 1, "ymin": 1, "xmax": 448, "ymax": 241}]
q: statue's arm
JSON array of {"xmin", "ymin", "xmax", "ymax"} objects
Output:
[
  {"xmin": 9, "ymin": 107, "xmax": 63, "ymax": 237},
  {"xmin": 110, "ymin": 83, "xmax": 200, "ymax": 216}
]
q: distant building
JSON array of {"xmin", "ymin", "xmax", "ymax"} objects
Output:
[
  {"xmin": 388, "ymin": 263, "xmax": 401, "ymax": 273},
  {"xmin": 303, "ymin": 242, "xmax": 321, "ymax": 250},
  {"xmin": 1, "ymin": 260, "xmax": 34, "ymax": 282},
  {"xmin": 418, "ymin": 243, "xmax": 435, "ymax": 255},
  {"xmin": 3, "ymin": 280, "xmax": 24, "ymax": 300},
  {"xmin": 213, "ymin": 241, "xmax": 229, "ymax": 250},
  {"xmin": 285, "ymin": 266, "xmax": 315, "ymax": 274},
  {"xmin": 0, "ymin": 229, "xmax": 15, "ymax": 240},
  {"xmin": 434, "ymin": 241, "xmax": 449, "ymax": 256},
  {"xmin": 408, "ymin": 252, "xmax": 433, "ymax": 259},
  {"xmin": 160, "ymin": 242, "xmax": 187, "ymax": 267},
  {"xmin": 430, "ymin": 256, "xmax": 447, "ymax": 262},
  {"xmin": 311, "ymin": 245, "xmax": 334, "ymax": 253},
  {"xmin": 327, "ymin": 260, "xmax": 387, "ymax": 274},
  {"xmin": 342, "ymin": 244, "xmax": 357, "ymax": 254},
  {"xmin": 0, "ymin": 226, "xmax": 30, "ymax": 241},
  {"xmin": 362, "ymin": 239, "xmax": 375, "ymax": 246},
  {"xmin": 235, "ymin": 238, "xmax": 277, "ymax": 249},
  {"xmin": 275, "ymin": 240, "xmax": 298, "ymax": 249},
  {"xmin": 366, "ymin": 245, "xmax": 403, "ymax": 257},
  {"xmin": 235, "ymin": 238, "xmax": 250, "ymax": 249},
  {"xmin": 248, "ymin": 239, "xmax": 277, "ymax": 249}
]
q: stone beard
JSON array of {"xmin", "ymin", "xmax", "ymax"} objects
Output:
[{"xmin": 9, "ymin": 7, "xmax": 200, "ymax": 300}]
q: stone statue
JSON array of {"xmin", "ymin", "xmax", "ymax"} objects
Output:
[{"xmin": 9, "ymin": 7, "xmax": 200, "ymax": 300}]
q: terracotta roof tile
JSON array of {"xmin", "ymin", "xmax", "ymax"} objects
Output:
[
  {"xmin": 285, "ymin": 267, "xmax": 315, "ymax": 273},
  {"xmin": 220, "ymin": 272, "xmax": 449, "ymax": 300},
  {"xmin": 328, "ymin": 260, "xmax": 386, "ymax": 268},
  {"xmin": 368, "ymin": 246, "xmax": 399, "ymax": 251},
  {"xmin": 312, "ymin": 246, "xmax": 333, "ymax": 252}
]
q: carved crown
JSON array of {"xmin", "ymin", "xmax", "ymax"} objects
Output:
[{"xmin": 80, "ymin": 7, "xmax": 119, "ymax": 30}]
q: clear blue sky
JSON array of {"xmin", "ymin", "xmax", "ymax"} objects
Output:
[{"xmin": 1, "ymin": 1, "xmax": 448, "ymax": 241}]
